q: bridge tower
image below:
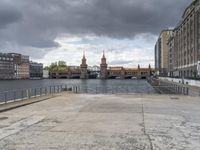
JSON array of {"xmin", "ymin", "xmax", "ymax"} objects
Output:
[
  {"xmin": 80, "ymin": 52, "xmax": 88, "ymax": 79},
  {"xmin": 100, "ymin": 51, "xmax": 108, "ymax": 79}
]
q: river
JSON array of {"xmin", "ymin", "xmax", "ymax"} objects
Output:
[{"xmin": 0, "ymin": 79, "xmax": 156, "ymax": 93}]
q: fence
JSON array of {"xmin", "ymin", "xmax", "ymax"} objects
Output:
[{"xmin": 0, "ymin": 84, "xmax": 73, "ymax": 104}]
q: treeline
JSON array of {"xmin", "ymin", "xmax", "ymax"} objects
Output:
[{"xmin": 44, "ymin": 61, "xmax": 80, "ymax": 72}]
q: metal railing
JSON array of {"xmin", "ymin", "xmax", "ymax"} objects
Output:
[
  {"xmin": 70, "ymin": 85, "xmax": 178, "ymax": 95},
  {"xmin": 147, "ymin": 77, "xmax": 200, "ymax": 96},
  {"xmin": 0, "ymin": 84, "xmax": 74, "ymax": 104}
]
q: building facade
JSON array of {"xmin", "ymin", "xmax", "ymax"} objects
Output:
[
  {"xmin": 0, "ymin": 53, "xmax": 30, "ymax": 79},
  {"xmin": 30, "ymin": 62, "xmax": 43, "ymax": 79},
  {"xmin": 11, "ymin": 53, "xmax": 30, "ymax": 79},
  {"xmin": 167, "ymin": 33, "xmax": 176, "ymax": 77},
  {"xmin": 155, "ymin": 38, "xmax": 161, "ymax": 75},
  {"xmin": 80, "ymin": 53, "xmax": 88, "ymax": 79},
  {"xmin": 43, "ymin": 70, "xmax": 49, "ymax": 79},
  {"xmin": 171, "ymin": 0, "xmax": 200, "ymax": 78},
  {"xmin": 0, "ymin": 53, "xmax": 15, "ymax": 79},
  {"xmin": 155, "ymin": 30, "xmax": 173, "ymax": 76}
]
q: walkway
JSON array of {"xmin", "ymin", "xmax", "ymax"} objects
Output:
[{"xmin": 0, "ymin": 93, "xmax": 200, "ymax": 149}]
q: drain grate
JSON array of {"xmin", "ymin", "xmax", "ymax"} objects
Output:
[
  {"xmin": 170, "ymin": 97, "xmax": 179, "ymax": 100},
  {"xmin": 0, "ymin": 117, "xmax": 8, "ymax": 120}
]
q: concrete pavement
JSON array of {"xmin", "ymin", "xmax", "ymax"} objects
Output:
[{"xmin": 0, "ymin": 93, "xmax": 200, "ymax": 150}]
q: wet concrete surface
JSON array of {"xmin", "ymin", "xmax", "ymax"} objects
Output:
[{"xmin": 0, "ymin": 93, "xmax": 200, "ymax": 150}]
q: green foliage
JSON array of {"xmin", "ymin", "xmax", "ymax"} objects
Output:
[{"xmin": 48, "ymin": 61, "xmax": 68, "ymax": 72}]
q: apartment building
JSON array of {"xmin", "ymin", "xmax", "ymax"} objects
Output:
[
  {"xmin": 0, "ymin": 53, "xmax": 15, "ymax": 79},
  {"xmin": 173, "ymin": 0, "xmax": 200, "ymax": 78},
  {"xmin": 155, "ymin": 30, "xmax": 173, "ymax": 76}
]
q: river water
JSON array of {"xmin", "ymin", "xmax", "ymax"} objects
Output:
[{"xmin": 0, "ymin": 79, "xmax": 156, "ymax": 93}]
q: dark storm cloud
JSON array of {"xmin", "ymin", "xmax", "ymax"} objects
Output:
[
  {"xmin": 0, "ymin": 1, "xmax": 22, "ymax": 28},
  {"xmin": 0, "ymin": 0, "xmax": 191, "ymax": 49}
]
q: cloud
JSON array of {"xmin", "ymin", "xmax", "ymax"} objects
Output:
[
  {"xmin": 0, "ymin": 1, "xmax": 22, "ymax": 28},
  {"xmin": 0, "ymin": 0, "xmax": 192, "ymax": 66},
  {"xmin": 0, "ymin": 0, "xmax": 191, "ymax": 47}
]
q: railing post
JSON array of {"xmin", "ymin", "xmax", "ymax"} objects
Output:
[
  {"xmin": 40, "ymin": 88, "xmax": 42, "ymax": 96},
  {"xmin": 45, "ymin": 87, "xmax": 47, "ymax": 95},
  {"xmin": 186, "ymin": 87, "xmax": 189, "ymax": 95},
  {"xmin": 35, "ymin": 88, "xmax": 37, "ymax": 97},
  {"xmin": 4, "ymin": 92, "xmax": 7, "ymax": 103},
  {"xmin": 21, "ymin": 90, "xmax": 23, "ymax": 100},
  {"xmin": 14, "ymin": 91, "xmax": 16, "ymax": 102},
  {"xmin": 26, "ymin": 89, "xmax": 28, "ymax": 99},
  {"xmin": 28, "ymin": 89, "xmax": 31, "ymax": 99}
]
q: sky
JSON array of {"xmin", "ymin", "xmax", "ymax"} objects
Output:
[{"xmin": 0, "ymin": 0, "xmax": 192, "ymax": 67}]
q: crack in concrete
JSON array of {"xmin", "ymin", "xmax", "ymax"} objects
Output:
[
  {"xmin": 0, "ymin": 115, "xmax": 45, "ymax": 141},
  {"xmin": 142, "ymin": 103, "xmax": 153, "ymax": 150}
]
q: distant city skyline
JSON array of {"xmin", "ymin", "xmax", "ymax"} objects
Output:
[{"xmin": 0, "ymin": 0, "xmax": 192, "ymax": 67}]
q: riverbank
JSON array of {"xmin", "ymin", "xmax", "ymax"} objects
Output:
[{"xmin": 0, "ymin": 93, "xmax": 200, "ymax": 149}]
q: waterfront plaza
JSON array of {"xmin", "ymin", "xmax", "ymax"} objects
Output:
[{"xmin": 0, "ymin": 93, "xmax": 200, "ymax": 149}]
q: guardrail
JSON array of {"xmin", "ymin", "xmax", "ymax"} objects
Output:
[
  {"xmin": 0, "ymin": 84, "xmax": 74, "ymax": 104},
  {"xmin": 147, "ymin": 77, "xmax": 200, "ymax": 96}
]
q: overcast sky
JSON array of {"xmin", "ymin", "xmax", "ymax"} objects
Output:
[{"xmin": 0, "ymin": 0, "xmax": 191, "ymax": 67}]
